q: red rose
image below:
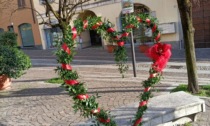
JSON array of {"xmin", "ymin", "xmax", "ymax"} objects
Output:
[
  {"xmin": 121, "ymin": 32, "xmax": 129, "ymax": 38},
  {"xmin": 117, "ymin": 41, "xmax": 124, "ymax": 47},
  {"xmin": 91, "ymin": 108, "xmax": 100, "ymax": 114},
  {"xmin": 145, "ymin": 19, "xmax": 151, "ymax": 25},
  {"xmin": 76, "ymin": 94, "xmax": 89, "ymax": 100},
  {"xmin": 65, "ymin": 80, "xmax": 78, "ymax": 86},
  {"xmin": 107, "ymin": 27, "xmax": 115, "ymax": 32}
]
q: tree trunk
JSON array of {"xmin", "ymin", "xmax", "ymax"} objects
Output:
[{"xmin": 177, "ymin": 0, "xmax": 199, "ymax": 93}]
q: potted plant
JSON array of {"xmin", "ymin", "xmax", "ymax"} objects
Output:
[
  {"xmin": 106, "ymin": 37, "xmax": 117, "ymax": 53},
  {"xmin": 0, "ymin": 32, "xmax": 31, "ymax": 90},
  {"xmin": 138, "ymin": 36, "xmax": 150, "ymax": 53}
]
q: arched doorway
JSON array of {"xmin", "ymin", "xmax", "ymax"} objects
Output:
[
  {"xmin": 120, "ymin": 3, "xmax": 153, "ymax": 45},
  {"xmin": 77, "ymin": 10, "xmax": 102, "ymax": 47},
  {"xmin": 19, "ymin": 23, "xmax": 35, "ymax": 47}
]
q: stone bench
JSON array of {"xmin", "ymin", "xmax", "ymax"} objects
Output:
[{"xmin": 77, "ymin": 91, "xmax": 205, "ymax": 126}]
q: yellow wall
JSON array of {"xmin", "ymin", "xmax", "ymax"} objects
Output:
[
  {"xmin": 137, "ymin": 0, "xmax": 180, "ymax": 42},
  {"xmin": 0, "ymin": 0, "xmax": 42, "ymax": 47},
  {"xmin": 32, "ymin": 0, "xmax": 181, "ymax": 49},
  {"xmin": 72, "ymin": 0, "xmax": 180, "ymax": 47}
]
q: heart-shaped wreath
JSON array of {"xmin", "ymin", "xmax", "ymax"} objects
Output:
[{"xmin": 56, "ymin": 14, "xmax": 172, "ymax": 126}]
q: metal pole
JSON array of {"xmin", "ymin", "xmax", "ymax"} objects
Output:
[{"xmin": 130, "ymin": 30, "xmax": 137, "ymax": 77}]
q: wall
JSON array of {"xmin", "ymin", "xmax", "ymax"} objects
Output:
[{"xmin": 0, "ymin": 0, "xmax": 42, "ymax": 48}]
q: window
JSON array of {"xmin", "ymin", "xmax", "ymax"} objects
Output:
[
  {"xmin": 18, "ymin": 0, "xmax": 25, "ymax": 8},
  {"xmin": 0, "ymin": 28, "xmax": 4, "ymax": 33},
  {"xmin": 8, "ymin": 26, "xmax": 14, "ymax": 32},
  {"xmin": 39, "ymin": 0, "xmax": 55, "ymax": 5}
]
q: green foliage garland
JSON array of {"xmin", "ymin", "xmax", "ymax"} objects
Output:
[{"xmin": 56, "ymin": 14, "xmax": 172, "ymax": 126}]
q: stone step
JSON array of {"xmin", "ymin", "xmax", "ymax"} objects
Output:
[
  {"xmin": 76, "ymin": 91, "xmax": 205, "ymax": 126},
  {"xmin": 31, "ymin": 58, "xmax": 210, "ymax": 71}
]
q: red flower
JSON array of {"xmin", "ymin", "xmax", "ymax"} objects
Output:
[
  {"xmin": 147, "ymin": 43, "xmax": 172, "ymax": 61},
  {"xmin": 121, "ymin": 32, "xmax": 129, "ymax": 38},
  {"xmin": 136, "ymin": 16, "xmax": 142, "ymax": 22},
  {"xmin": 91, "ymin": 108, "xmax": 100, "ymax": 114},
  {"xmin": 117, "ymin": 41, "xmax": 124, "ymax": 47},
  {"xmin": 76, "ymin": 94, "xmax": 89, "ymax": 100},
  {"xmin": 62, "ymin": 64, "xmax": 72, "ymax": 70},
  {"xmin": 65, "ymin": 80, "xmax": 78, "ymax": 86},
  {"xmin": 92, "ymin": 22, "xmax": 103, "ymax": 30},
  {"xmin": 145, "ymin": 19, "xmax": 151, "ymax": 25},
  {"xmin": 107, "ymin": 27, "xmax": 115, "ymax": 32}
]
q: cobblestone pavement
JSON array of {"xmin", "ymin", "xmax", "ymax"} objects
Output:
[
  {"xmin": 0, "ymin": 67, "xmax": 171, "ymax": 126},
  {"xmin": 192, "ymin": 97, "xmax": 210, "ymax": 126},
  {"xmin": 1, "ymin": 47, "xmax": 210, "ymax": 126}
]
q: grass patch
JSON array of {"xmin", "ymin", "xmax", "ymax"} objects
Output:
[
  {"xmin": 171, "ymin": 84, "xmax": 210, "ymax": 97},
  {"xmin": 45, "ymin": 77, "xmax": 63, "ymax": 84}
]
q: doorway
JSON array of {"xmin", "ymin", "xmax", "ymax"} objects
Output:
[
  {"xmin": 19, "ymin": 23, "xmax": 35, "ymax": 47},
  {"xmin": 89, "ymin": 30, "xmax": 102, "ymax": 46}
]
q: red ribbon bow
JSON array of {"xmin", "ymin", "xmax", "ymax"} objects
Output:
[
  {"xmin": 62, "ymin": 43, "xmax": 71, "ymax": 55},
  {"xmin": 155, "ymin": 33, "xmax": 161, "ymax": 42},
  {"xmin": 152, "ymin": 24, "xmax": 157, "ymax": 33},
  {"xmin": 144, "ymin": 87, "xmax": 151, "ymax": 92},
  {"xmin": 72, "ymin": 27, "xmax": 77, "ymax": 40},
  {"xmin": 139, "ymin": 101, "xmax": 147, "ymax": 107},
  {"xmin": 83, "ymin": 20, "xmax": 88, "ymax": 29},
  {"xmin": 134, "ymin": 118, "xmax": 142, "ymax": 126}
]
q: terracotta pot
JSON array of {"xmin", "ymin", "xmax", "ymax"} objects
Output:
[
  {"xmin": 139, "ymin": 44, "xmax": 150, "ymax": 53},
  {"xmin": 0, "ymin": 75, "xmax": 11, "ymax": 90},
  {"xmin": 107, "ymin": 45, "xmax": 116, "ymax": 53}
]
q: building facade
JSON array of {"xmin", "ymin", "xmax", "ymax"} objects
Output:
[
  {"xmin": 0, "ymin": 0, "xmax": 42, "ymax": 49},
  {"xmin": 32, "ymin": 0, "xmax": 183, "ymax": 50},
  {"xmin": 2, "ymin": 0, "xmax": 208, "ymax": 50}
]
